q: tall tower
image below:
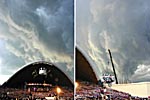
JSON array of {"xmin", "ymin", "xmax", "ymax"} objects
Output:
[{"xmin": 108, "ymin": 49, "xmax": 118, "ymax": 84}]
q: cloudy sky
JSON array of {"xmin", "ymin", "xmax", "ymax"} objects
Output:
[
  {"xmin": 0, "ymin": 0, "xmax": 74, "ymax": 85},
  {"xmin": 77, "ymin": 0, "xmax": 150, "ymax": 83}
]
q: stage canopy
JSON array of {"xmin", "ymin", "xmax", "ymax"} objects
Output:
[
  {"xmin": 76, "ymin": 48, "xmax": 97, "ymax": 83},
  {"xmin": 2, "ymin": 61, "xmax": 73, "ymax": 88}
]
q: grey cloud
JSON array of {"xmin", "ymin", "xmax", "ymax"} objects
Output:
[
  {"xmin": 131, "ymin": 64, "xmax": 150, "ymax": 82},
  {"xmin": 77, "ymin": 0, "xmax": 150, "ymax": 83},
  {"xmin": 4, "ymin": 0, "xmax": 73, "ymax": 55},
  {"xmin": 0, "ymin": 0, "xmax": 73, "ymax": 84}
]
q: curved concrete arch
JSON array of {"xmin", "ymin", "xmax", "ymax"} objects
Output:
[
  {"xmin": 2, "ymin": 61, "xmax": 73, "ymax": 88},
  {"xmin": 76, "ymin": 45, "xmax": 99, "ymax": 83}
]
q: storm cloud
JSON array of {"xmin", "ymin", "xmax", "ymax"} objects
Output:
[
  {"xmin": 0, "ymin": 0, "xmax": 73, "ymax": 84},
  {"xmin": 77, "ymin": 0, "xmax": 150, "ymax": 83}
]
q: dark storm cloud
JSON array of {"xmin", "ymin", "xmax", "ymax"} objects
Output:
[
  {"xmin": 77, "ymin": 0, "xmax": 150, "ymax": 83},
  {"xmin": 0, "ymin": 0, "xmax": 73, "ymax": 84},
  {"xmin": 6, "ymin": 0, "xmax": 73, "ymax": 54}
]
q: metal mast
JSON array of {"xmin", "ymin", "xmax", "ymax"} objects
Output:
[{"xmin": 108, "ymin": 49, "xmax": 118, "ymax": 84}]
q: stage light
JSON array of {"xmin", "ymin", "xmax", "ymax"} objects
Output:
[
  {"xmin": 56, "ymin": 87, "xmax": 61, "ymax": 94},
  {"xmin": 39, "ymin": 67, "xmax": 47, "ymax": 75}
]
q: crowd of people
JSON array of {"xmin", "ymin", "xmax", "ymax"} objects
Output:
[
  {"xmin": 0, "ymin": 85, "xmax": 73, "ymax": 100},
  {"xmin": 0, "ymin": 82, "xmax": 149, "ymax": 100},
  {"xmin": 75, "ymin": 81, "xmax": 148, "ymax": 100}
]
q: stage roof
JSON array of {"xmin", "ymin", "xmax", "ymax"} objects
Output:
[
  {"xmin": 76, "ymin": 48, "xmax": 97, "ymax": 83},
  {"xmin": 2, "ymin": 61, "xmax": 73, "ymax": 88}
]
